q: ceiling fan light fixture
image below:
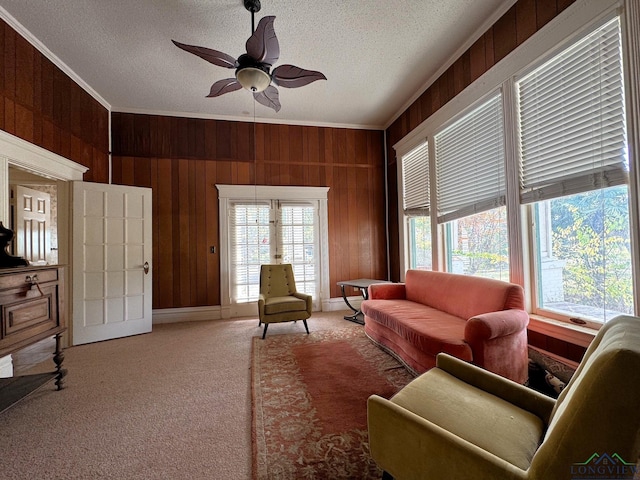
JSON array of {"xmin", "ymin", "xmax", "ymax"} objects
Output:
[
  {"xmin": 236, "ymin": 66, "xmax": 271, "ymax": 92},
  {"xmin": 173, "ymin": 3, "xmax": 325, "ymax": 112}
]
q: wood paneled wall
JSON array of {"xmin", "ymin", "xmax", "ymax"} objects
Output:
[
  {"xmin": 527, "ymin": 330, "xmax": 586, "ymax": 363},
  {"xmin": 385, "ymin": 0, "xmax": 577, "ymax": 281},
  {"xmin": 111, "ymin": 113, "xmax": 386, "ymax": 309},
  {"xmin": 0, "ymin": 20, "xmax": 109, "ymax": 182}
]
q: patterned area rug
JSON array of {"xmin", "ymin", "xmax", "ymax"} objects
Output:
[{"xmin": 251, "ymin": 327, "xmax": 413, "ymax": 479}]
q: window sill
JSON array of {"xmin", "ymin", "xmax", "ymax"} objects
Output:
[{"xmin": 528, "ymin": 314, "xmax": 597, "ymax": 348}]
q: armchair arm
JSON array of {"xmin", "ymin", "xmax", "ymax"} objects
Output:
[
  {"xmin": 368, "ymin": 283, "xmax": 406, "ymax": 300},
  {"xmin": 368, "ymin": 395, "xmax": 527, "ymax": 480},
  {"xmin": 293, "ymin": 292, "xmax": 313, "ymax": 313},
  {"xmin": 465, "ymin": 309, "xmax": 529, "ymax": 341},
  {"xmin": 436, "ymin": 353, "xmax": 555, "ymax": 424},
  {"xmin": 258, "ymin": 293, "xmax": 266, "ymax": 318}
]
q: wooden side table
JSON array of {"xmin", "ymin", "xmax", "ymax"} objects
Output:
[{"xmin": 337, "ymin": 279, "xmax": 389, "ymax": 324}]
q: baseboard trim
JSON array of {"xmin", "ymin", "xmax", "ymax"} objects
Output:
[
  {"xmin": 322, "ymin": 296, "xmax": 362, "ymax": 312},
  {"xmin": 152, "ymin": 306, "xmax": 223, "ymax": 324},
  {"xmin": 153, "ymin": 297, "xmax": 358, "ymax": 325}
]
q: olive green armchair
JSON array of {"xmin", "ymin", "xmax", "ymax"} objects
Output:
[
  {"xmin": 368, "ymin": 315, "xmax": 640, "ymax": 479},
  {"xmin": 258, "ymin": 263, "xmax": 312, "ymax": 339}
]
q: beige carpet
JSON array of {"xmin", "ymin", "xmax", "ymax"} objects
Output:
[{"xmin": 0, "ymin": 311, "xmax": 357, "ymax": 479}]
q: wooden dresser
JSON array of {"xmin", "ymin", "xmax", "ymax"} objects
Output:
[{"xmin": 0, "ymin": 265, "xmax": 66, "ymax": 411}]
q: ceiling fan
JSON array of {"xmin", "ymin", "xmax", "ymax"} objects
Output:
[{"xmin": 172, "ymin": 0, "xmax": 326, "ymax": 112}]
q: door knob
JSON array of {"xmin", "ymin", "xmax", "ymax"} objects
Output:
[{"xmin": 143, "ymin": 261, "xmax": 149, "ymax": 274}]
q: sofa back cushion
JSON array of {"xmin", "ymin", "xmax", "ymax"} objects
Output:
[{"xmin": 404, "ymin": 270, "xmax": 525, "ymax": 319}]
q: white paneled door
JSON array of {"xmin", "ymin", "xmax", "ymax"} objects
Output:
[
  {"xmin": 12, "ymin": 185, "xmax": 51, "ymax": 265},
  {"xmin": 72, "ymin": 182, "xmax": 152, "ymax": 345}
]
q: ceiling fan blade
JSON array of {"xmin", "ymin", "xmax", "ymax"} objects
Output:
[
  {"xmin": 253, "ymin": 85, "xmax": 281, "ymax": 112},
  {"xmin": 172, "ymin": 40, "xmax": 237, "ymax": 69},
  {"xmin": 245, "ymin": 16, "xmax": 279, "ymax": 66},
  {"xmin": 207, "ymin": 78, "xmax": 243, "ymax": 98},
  {"xmin": 272, "ymin": 65, "xmax": 327, "ymax": 88}
]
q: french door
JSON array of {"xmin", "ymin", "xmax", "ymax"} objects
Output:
[
  {"xmin": 230, "ymin": 200, "xmax": 319, "ymax": 308},
  {"xmin": 217, "ymin": 185, "xmax": 329, "ymax": 318}
]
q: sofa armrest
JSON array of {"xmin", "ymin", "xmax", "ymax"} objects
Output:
[
  {"xmin": 368, "ymin": 394, "xmax": 527, "ymax": 480},
  {"xmin": 436, "ymin": 353, "xmax": 555, "ymax": 423},
  {"xmin": 368, "ymin": 283, "xmax": 406, "ymax": 300},
  {"xmin": 293, "ymin": 292, "xmax": 313, "ymax": 313},
  {"xmin": 465, "ymin": 309, "xmax": 529, "ymax": 341}
]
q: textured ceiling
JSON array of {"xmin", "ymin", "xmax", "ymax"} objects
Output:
[{"xmin": 0, "ymin": 0, "xmax": 515, "ymax": 129}]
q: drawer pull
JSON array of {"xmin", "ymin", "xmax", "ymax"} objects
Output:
[{"xmin": 25, "ymin": 274, "xmax": 44, "ymax": 296}]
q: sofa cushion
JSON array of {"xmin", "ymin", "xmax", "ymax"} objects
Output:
[
  {"xmin": 362, "ymin": 299, "xmax": 473, "ymax": 361},
  {"xmin": 404, "ymin": 270, "xmax": 525, "ymax": 320}
]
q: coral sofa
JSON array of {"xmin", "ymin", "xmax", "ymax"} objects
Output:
[{"xmin": 361, "ymin": 270, "xmax": 529, "ymax": 383}]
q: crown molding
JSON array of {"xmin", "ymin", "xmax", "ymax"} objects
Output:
[
  {"xmin": 0, "ymin": 6, "xmax": 111, "ymax": 112},
  {"xmin": 384, "ymin": 0, "xmax": 519, "ymax": 130},
  {"xmin": 113, "ymin": 107, "xmax": 384, "ymax": 131}
]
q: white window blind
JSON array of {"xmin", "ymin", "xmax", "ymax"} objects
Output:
[
  {"xmin": 230, "ymin": 202, "xmax": 271, "ymax": 303},
  {"xmin": 279, "ymin": 203, "xmax": 317, "ymax": 299},
  {"xmin": 517, "ymin": 16, "xmax": 627, "ymax": 204},
  {"xmin": 435, "ymin": 93, "xmax": 505, "ymax": 223},
  {"xmin": 402, "ymin": 141, "xmax": 430, "ymax": 216}
]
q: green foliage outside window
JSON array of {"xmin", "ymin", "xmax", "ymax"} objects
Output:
[
  {"xmin": 550, "ymin": 186, "xmax": 633, "ymax": 316},
  {"xmin": 451, "ymin": 207, "xmax": 509, "ymax": 281}
]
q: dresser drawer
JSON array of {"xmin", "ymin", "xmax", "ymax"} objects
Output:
[
  {"xmin": 2, "ymin": 292, "xmax": 59, "ymax": 347},
  {"xmin": 0, "ymin": 268, "xmax": 59, "ymax": 291}
]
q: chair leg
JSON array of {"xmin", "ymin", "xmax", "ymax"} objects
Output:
[
  {"xmin": 303, "ymin": 319, "xmax": 309, "ymax": 334},
  {"xmin": 258, "ymin": 319, "xmax": 262, "ymax": 326},
  {"xmin": 262, "ymin": 323, "xmax": 269, "ymax": 339}
]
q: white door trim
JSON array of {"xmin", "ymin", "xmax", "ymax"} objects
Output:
[
  {"xmin": 0, "ymin": 129, "xmax": 88, "ymax": 359},
  {"xmin": 0, "ymin": 130, "xmax": 87, "ymax": 223}
]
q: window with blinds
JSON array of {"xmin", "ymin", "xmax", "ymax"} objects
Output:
[
  {"xmin": 516, "ymin": 16, "xmax": 627, "ymax": 203},
  {"xmin": 435, "ymin": 92, "xmax": 505, "ymax": 224},
  {"xmin": 401, "ymin": 141, "xmax": 430, "ymax": 216}
]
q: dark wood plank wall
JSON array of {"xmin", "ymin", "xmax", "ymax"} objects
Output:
[
  {"xmin": 384, "ymin": 0, "xmax": 583, "ymax": 359},
  {"xmin": 0, "ymin": 20, "xmax": 109, "ymax": 183},
  {"xmin": 111, "ymin": 113, "xmax": 386, "ymax": 309}
]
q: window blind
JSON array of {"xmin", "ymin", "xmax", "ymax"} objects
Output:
[
  {"xmin": 401, "ymin": 141, "xmax": 430, "ymax": 216},
  {"xmin": 435, "ymin": 93, "xmax": 505, "ymax": 224},
  {"xmin": 229, "ymin": 202, "xmax": 271, "ymax": 303},
  {"xmin": 517, "ymin": 16, "xmax": 627, "ymax": 204}
]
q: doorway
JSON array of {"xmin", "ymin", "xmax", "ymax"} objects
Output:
[
  {"xmin": 217, "ymin": 185, "xmax": 330, "ymax": 318},
  {"xmin": 230, "ymin": 200, "xmax": 319, "ymax": 308},
  {"xmin": 9, "ymin": 167, "xmax": 59, "ymax": 265}
]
